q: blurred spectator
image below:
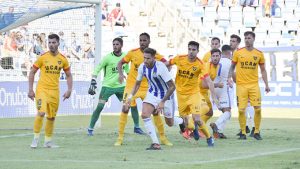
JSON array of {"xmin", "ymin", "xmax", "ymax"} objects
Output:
[
  {"xmin": 263, "ymin": 0, "xmax": 273, "ymax": 17},
  {"xmin": 3, "ymin": 31, "xmax": 17, "ymax": 57},
  {"xmin": 82, "ymin": 33, "xmax": 94, "ymax": 59},
  {"xmin": 58, "ymin": 31, "xmax": 67, "ymax": 54},
  {"xmin": 102, "ymin": 0, "xmax": 108, "ymax": 20},
  {"xmin": 40, "ymin": 33, "xmax": 47, "ymax": 51},
  {"xmin": 68, "ymin": 32, "xmax": 81, "ymax": 60},
  {"xmin": 16, "ymin": 31, "xmax": 25, "ymax": 54},
  {"xmin": 0, "ymin": 9, "xmax": 4, "ymax": 27},
  {"xmin": 3, "ymin": 7, "xmax": 14, "ymax": 25},
  {"xmin": 33, "ymin": 35, "xmax": 44, "ymax": 56},
  {"xmin": 108, "ymin": 3, "xmax": 126, "ymax": 27}
]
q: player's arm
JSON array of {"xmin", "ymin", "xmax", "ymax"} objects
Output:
[
  {"xmin": 201, "ymin": 80, "xmax": 223, "ymax": 88},
  {"xmin": 28, "ymin": 66, "xmax": 39, "ymax": 100},
  {"xmin": 63, "ymin": 68, "xmax": 73, "ymax": 101},
  {"xmin": 227, "ymin": 63, "xmax": 236, "ymax": 87},
  {"xmin": 259, "ymin": 63, "xmax": 270, "ymax": 93},
  {"xmin": 117, "ymin": 58, "xmax": 128, "ymax": 84},
  {"xmin": 88, "ymin": 57, "xmax": 106, "ymax": 95},
  {"xmin": 203, "ymin": 76, "xmax": 220, "ymax": 108}
]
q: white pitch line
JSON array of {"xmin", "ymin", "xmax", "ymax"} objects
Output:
[
  {"xmin": 0, "ymin": 130, "xmax": 83, "ymax": 139},
  {"xmin": 0, "ymin": 148, "xmax": 299, "ymax": 165}
]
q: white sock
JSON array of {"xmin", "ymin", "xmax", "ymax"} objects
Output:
[
  {"xmin": 215, "ymin": 111, "xmax": 231, "ymax": 132},
  {"xmin": 143, "ymin": 118, "xmax": 159, "ymax": 144},
  {"xmin": 246, "ymin": 106, "xmax": 255, "ymax": 127},
  {"xmin": 173, "ymin": 116, "xmax": 183, "ymax": 126}
]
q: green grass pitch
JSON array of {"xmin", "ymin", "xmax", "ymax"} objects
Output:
[{"xmin": 0, "ymin": 110, "xmax": 300, "ymax": 169}]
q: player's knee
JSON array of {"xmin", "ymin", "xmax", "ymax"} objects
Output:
[
  {"xmin": 165, "ymin": 118, "xmax": 173, "ymax": 127},
  {"xmin": 254, "ymin": 106, "xmax": 261, "ymax": 110},
  {"xmin": 152, "ymin": 110, "xmax": 159, "ymax": 116},
  {"xmin": 205, "ymin": 109, "xmax": 213, "ymax": 116},
  {"xmin": 47, "ymin": 117, "xmax": 55, "ymax": 121},
  {"xmin": 38, "ymin": 112, "xmax": 45, "ymax": 117},
  {"xmin": 122, "ymin": 106, "xmax": 129, "ymax": 113},
  {"xmin": 141, "ymin": 112, "xmax": 151, "ymax": 119},
  {"xmin": 195, "ymin": 120, "xmax": 202, "ymax": 126}
]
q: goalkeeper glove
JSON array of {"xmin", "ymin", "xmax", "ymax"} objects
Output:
[{"xmin": 88, "ymin": 79, "xmax": 97, "ymax": 95}]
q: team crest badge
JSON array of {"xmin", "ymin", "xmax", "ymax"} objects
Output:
[
  {"xmin": 58, "ymin": 61, "xmax": 62, "ymax": 65},
  {"xmin": 253, "ymin": 56, "xmax": 257, "ymax": 60},
  {"xmin": 192, "ymin": 66, "xmax": 197, "ymax": 71}
]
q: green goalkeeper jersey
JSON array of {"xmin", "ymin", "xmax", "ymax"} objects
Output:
[{"xmin": 92, "ymin": 52, "xmax": 129, "ymax": 88}]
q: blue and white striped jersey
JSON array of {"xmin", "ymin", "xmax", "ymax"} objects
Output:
[
  {"xmin": 214, "ymin": 57, "xmax": 231, "ymax": 83},
  {"xmin": 137, "ymin": 61, "xmax": 172, "ymax": 99}
]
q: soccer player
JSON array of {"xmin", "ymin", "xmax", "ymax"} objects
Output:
[
  {"xmin": 230, "ymin": 34, "xmax": 255, "ymax": 136},
  {"xmin": 202, "ymin": 37, "xmax": 221, "ymax": 62},
  {"xmin": 28, "ymin": 34, "xmax": 73, "ymax": 148},
  {"xmin": 125, "ymin": 48, "xmax": 183, "ymax": 150},
  {"xmin": 209, "ymin": 47, "xmax": 233, "ymax": 139},
  {"xmin": 228, "ymin": 31, "xmax": 270, "ymax": 140},
  {"xmin": 166, "ymin": 41, "xmax": 218, "ymax": 147},
  {"xmin": 115, "ymin": 33, "xmax": 172, "ymax": 146},
  {"xmin": 86, "ymin": 37, "xmax": 143, "ymax": 136},
  {"xmin": 200, "ymin": 37, "xmax": 221, "ymax": 123}
]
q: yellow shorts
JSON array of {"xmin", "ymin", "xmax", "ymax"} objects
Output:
[
  {"xmin": 35, "ymin": 88, "xmax": 59, "ymax": 118},
  {"xmin": 123, "ymin": 85, "xmax": 147, "ymax": 107},
  {"xmin": 236, "ymin": 83, "xmax": 261, "ymax": 109},
  {"xmin": 177, "ymin": 92, "xmax": 209, "ymax": 117},
  {"xmin": 200, "ymin": 91, "xmax": 212, "ymax": 109}
]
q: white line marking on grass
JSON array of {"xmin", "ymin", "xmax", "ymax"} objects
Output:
[{"xmin": 0, "ymin": 148, "xmax": 299, "ymax": 164}]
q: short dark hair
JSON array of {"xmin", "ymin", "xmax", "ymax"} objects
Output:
[
  {"xmin": 48, "ymin": 34, "xmax": 60, "ymax": 42},
  {"xmin": 244, "ymin": 31, "xmax": 255, "ymax": 38},
  {"xmin": 140, "ymin": 32, "xmax": 150, "ymax": 40},
  {"xmin": 230, "ymin": 34, "xmax": 241, "ymax": 43},
  {"xmin": 211, "ymin": 48, "xmax": 221, "ymax": 55},
  {"xmin": 113, "ymin": 37, "xmax": 123, "ymax": 45},
  {"xmin": 188, "ymin": 41, "xmax": 199, "ymax": 50},
  {"xmin": 143, "ymin": 48, "xmax": 156, "ymax": 57},
  {"xmin": 116, "ymin": 2, "xmax": 121, "ymax": 7},
  {"xmin": 221, "ymin": 45, "xmax": 231, "ymax": 52},
  {"xmin": 211, "ymin": 37, "xmax": 220, "ymax": 43}
]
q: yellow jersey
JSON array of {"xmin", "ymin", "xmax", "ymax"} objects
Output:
[
  {"xmin": 202, "ymin": 51, "xmax": 211, "ymax": 62},
  {"xmin": 232, "ymin": 47, "xmax": 265, "ymax": 85},
  {"xmin": 122, "ymin": 48, "xmax": 165, "ymax": 89},
  {"xmin": 199, "ymin": 62, "xmax": 219, "ymax": 93},
  {"xmin": 33, "ymin": 52, "xmax": 70, "ymax": 90},
  {"xmin": 170, "ymin": 55, "xmax": 208, "ymax": 95}
]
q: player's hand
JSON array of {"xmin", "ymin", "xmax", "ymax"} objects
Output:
[
  {"xmin": 88, "ymin": 79, "xmax": 97, "ymax": 95},
  {"xmin": 217, "ymin": 82, "xmax": 224, "ymax": 88},
  {"xmin": 27, "ymin": 90, "xmax": 35, "ymax": 101},
  {"xmin": 118, "ymin": 74, "xmax": 126, "ymax": 84},
  {"xmin": 155, "ymin": 101, "xmax": 165, "ymax": 114},
  {"xmin": 265, "ymin": 86, "xmax": 271, "ymax": 93},
  {"xmin": 227, "ymin": 79, "xmax": 233, "ymax": 88},
  {"xmin": 123, "ymin": 98, "xmax": 131, "ymax": 110},
  {"xmin": 63, "ymin": 89, "xmax": 72, "ymax": 101}
]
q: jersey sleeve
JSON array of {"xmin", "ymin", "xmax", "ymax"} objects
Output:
[
  {"xmin": 159, "ymin": 63, "xmax": 172, "ymax": 82},
  {"xmin": 169, "ymin": 55, "xmax": 178, "ymax": 65},
  {"xmin": 232, "ymin": 51, "xmax": 238, "ymax": 64},
  {"xmin": 33, "ymin": 56, "xmax": 43, "ymax": 69},
  {"xmin": 123, "ymin": 51, "xmax": 132, "ymax": 63},
  {"xmin": 92, "ymin": 55, "xmax": 107, "ymax": 76},
  {"xmin": 259, "ymin": 52, "xmax": 265, "ymax": 64},
  {"xmin": 136, "ymin": 64, "xmax": 144, "ymax": 81},
  {"xmin": 63, "ymin": 57, "xmax": 70, "ymax": 71},
  {"xmin": 155, "ymin": 53, "xmax": 166, "ymax": 62}
]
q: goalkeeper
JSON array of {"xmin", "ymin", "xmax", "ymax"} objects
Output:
[{"xmin": 87, "ymin": 38, "xmax": 144, "ymax": 136}]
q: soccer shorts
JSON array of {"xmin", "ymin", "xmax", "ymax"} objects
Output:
[
  {"xmin": 200, "ymin": 91, "xmax": 212, "ymax": 109},
  {"xmin": 177, "ymin": 92, "xmax": 208, "ymax": 117},
  {"xmin": 143, "ymin": 92, "xmax": 175, "ymax": 118},
  {"xmin": 99, "ymin": 86, "xmax": 124, "ymax": 102},
  {"xmin": 35, "ymin": 88, "xmax": 59, "ymax": 118},
  {"xmin": 236, "ymin": 83, "xmax": 261, "ymax": 109},
  {"xmin": 123, "ymin": 85, "xmax": 147, "ymax": 107},
  {"xmin": 215, "ymin": 84, "xmax": 231, "ymax": 108}
]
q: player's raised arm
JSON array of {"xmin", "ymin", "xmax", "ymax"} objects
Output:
[{"xmin": 28, "ymin": 66, "xmax": 39, "ymax": 100}]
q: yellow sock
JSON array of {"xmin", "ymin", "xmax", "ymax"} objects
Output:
[
  {"xmin": 187, "ymin": 116, "xmax": 195, "ymax": 130},
  {"xmin": 33, "ymin": 115, "xmax": 44, "ymax": 138},
  {"xmin": 153, "ymin": 115, "xmax": 165, "ymax": 138},
  {"xmin": 118, "ymin": 112, "xmax": 128, "ymax": 140},
  {"xmin": 254, "ymin": 108, "xmax": 261, "ymax": 134},
  {"xmin": 45, "ymin": 118, "xmax": 55, "ymax": 140},
  {"xmin": 199, "ymin": 124, "xmax": 211, "ymax": 138},
  {"xmin": 238, "ymin": 109, "xmax": 247, "ymax": 134},
  {"xmin": 201, "ymin": 114, "xmax": 212, "ymax": 123}
]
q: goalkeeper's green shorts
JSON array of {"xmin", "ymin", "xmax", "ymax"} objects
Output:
[{"xmin": 99, "ymin": 86, "xmax": 125, "ymax": 102}]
